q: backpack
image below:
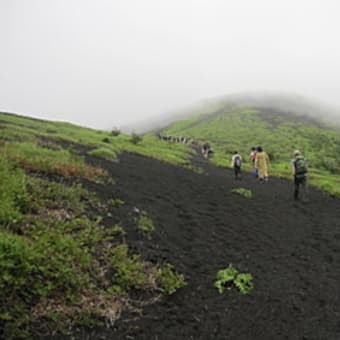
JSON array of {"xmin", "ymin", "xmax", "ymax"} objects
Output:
[
  {"xmin": 294, "ymin": 157, "xmax": 307, "ymax": 175},
  {"xmin": 234, "ymin": 155, "xmax": 242, "ymax": 167}
]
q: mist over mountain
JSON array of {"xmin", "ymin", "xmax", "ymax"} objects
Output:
[{"xmin": 125, "ymin": 92, "xmax": 340, "ymax": 133}]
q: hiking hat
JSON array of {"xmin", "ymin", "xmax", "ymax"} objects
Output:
[{"xmin": 293, "ymin": 150, "xmax": 301, "ymax": 156}]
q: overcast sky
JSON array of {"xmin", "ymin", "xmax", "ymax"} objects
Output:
[{"xmin": 1, "ymin": 0, "xmax": 340, "ymax": 129}]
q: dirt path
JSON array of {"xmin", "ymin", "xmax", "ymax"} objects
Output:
[{"xmin": 75, "ymin": 149, "xmax": 340, "ymax": 340}]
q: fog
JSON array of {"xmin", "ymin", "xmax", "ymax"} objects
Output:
[{"xmin": 1, "ymin": 0, "xmax": 340, "ymax": 130}]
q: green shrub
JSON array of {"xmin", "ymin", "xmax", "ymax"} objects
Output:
[
  {"xmin": 130, "ymin": 133, "xmax": 143, "ymax": 145},
  {"xmin": 111, "ymin": 198, "xmax": 124, "ymax": 206},
  {"xmin": 0, "ymin": 232, "xmax": 38, "ymax": 299},
  {"xmin": 214, "ymin": 265, "xmax": 238, "ymax": 294},
  {"xmin": 111, "ymin": 225, "xmax": 126, "ymax": 236},
  {"xmin": 137, "ymin": 216, "xmax": 155, "ymax": 234},
  {"xmin": 2, "ymin": 142, "xmax": 105, "ymax": 180},
  {"xmin": 110, "ymin": 128, "xmax": 121, "ymax": 137},
  {"xmin": 108, "ymin": 244, "xmax": 148, "ymax": 293},
  {"xmin": 156, "ymin": 263, "xmax": 187, "ymax": 295},
  {"xmin": 234, "ymin": 273, "xmax": 254, "ymax": 294},
  {"xmin": 0, "ymin": 159, "xmax": 27, "ymax": 225},
  {"xmin": 25, "ymin": 177, "xmax": 88, "ymax": 215},
  {"xmin": 88, "ymin": 147, "xmax": 117, "ymax": 161}
]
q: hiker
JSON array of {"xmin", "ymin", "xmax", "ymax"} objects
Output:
[
  {"xmin": 231, "ymin": 151, "xmax": 243, "ymax": 179},
  {"xmin": 249, "ymin": 146, "xmax": 258, "ymax": 177},
  {"xmin": 291, "ymin": 150, "xmax": 308, "ymax": 201},
  {"xmin": 254, "ymin": 146, "xmax": 269, "ymax": 181}
]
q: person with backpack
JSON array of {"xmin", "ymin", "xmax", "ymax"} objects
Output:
[
  {"xmin": 254, "ymin": 146, "xmax": 269, "ymax": 181},
  {"xmin": 231, "ymin": 151, "xmax": 243, "ymax": 180},
  {"xmin": 291, "ymin": 150, "xmax": 308, "ymax": 201}
]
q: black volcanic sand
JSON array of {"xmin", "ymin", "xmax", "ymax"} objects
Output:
[{"xmin": 69, "ymin": 150, "xmax": 340, "ymax": 340}]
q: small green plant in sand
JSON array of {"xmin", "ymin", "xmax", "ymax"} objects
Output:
[
  {"xmin": 214, "ymin": 264, "xmax": 254, "ymax": 294},
  {"xmin": 230, "ymin": 188, "xmax": 252, "ymax": 198},
  {"xmin": 156, "ymin": 263, "xmax": 187, "ymax": 295},
  {"xmin": 137, "ymin": 216, "xmax": 155, "ymax": 234},
  {"xmin": 111, "ymin": 198, "xmax": 125, "ymax": 206}
]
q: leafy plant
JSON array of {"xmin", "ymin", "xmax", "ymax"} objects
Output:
[
  {"xmin": 111, "ymin": 224, "xmax": 126, "ymax": 236},
  {"xmin": 214, "ymin": 264, "xmax": 254, "ymax": 294},
  {"xmin": 214, "ymin": 265, "xmax": 239, "ymax": 294},
  {"xmin": 111, "ymin": 198, "xmax": 124, "ymax": 206},
  {"xmin": 137, "ymin": 216, "xmax": 155, "ymax": 234},
  {"xmin": 230, "ymin": 188, "xmax": 252, "ymax": 198},
  {"xmin": 156, "ymin": 263, "xmax": 187, "ymax": 295},
  {"xmin": 234, "ymin": 273, "xmax": 254, "ymax": 294}
]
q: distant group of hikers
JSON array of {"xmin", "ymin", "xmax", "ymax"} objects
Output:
[
  {"xmin": 155, "ymin": 133, "xmax": 190, "ymax": 144},
  {"xmin": 230, "ymin": 146, "xmax": 308, "ymax": 201},
  {"xmin": 156, "ymin": 133, "xmax": 308, "ymax": 201}
]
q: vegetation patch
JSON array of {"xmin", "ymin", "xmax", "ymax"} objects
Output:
[
  {"xmin": 230, "ymin": 188, "xmax": 252, "ymax": 198},
  {"xmin": 130, "ymin": 132, "xmax": 143, "ymax": 145},
  {"xmin": 111, "ymin": 198, "xmax": 125, "ymax": 206},
  {"xmin": 214, "ymin": 265, "xmax": 254, "ymax": 295},
  {"xmin": 156, "ymin": 263, "xmax": 187, "ymax": 295},
  {"xmin": 0, "ymin": 170, "xmax": 185, "ymax": 338},
  {"xmin": 1, "ymin": 142, "xmax": 105, "ymax": 181},
  {"xmin": 88, "ymin": 147, "xmax": 118, "ymax": 161},
  {"xmin": 137, "ymin": 215, "xmax": 155, "ymax": 234},
  {"xmin": 0, "ymin": 112, "xmax": 193, "ymax": 170}
]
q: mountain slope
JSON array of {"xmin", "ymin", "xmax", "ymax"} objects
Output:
[
  {"xmin": 75, "ymin": 149, "xmax": 340, "ymax": 340},
  {"xmin": 1, "ymin": 110, "xmax": 340, "ymax": 339}
]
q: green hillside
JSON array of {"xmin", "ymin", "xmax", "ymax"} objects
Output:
[
  {"xmin": 161, "ymin": 100, "xmax": 340, "ymax": 196},
  {"xmin": 0, "ymin": 112, "xmax": 190, "ymax": 338}
]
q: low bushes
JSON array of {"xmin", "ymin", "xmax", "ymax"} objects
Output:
[
  {"xmin": 1, "ymin": 142, "xmax": 105, "ymax": 180},
  {"xmin": 88, "ymin": 147, "xmax": 118, "ymax": 161}
]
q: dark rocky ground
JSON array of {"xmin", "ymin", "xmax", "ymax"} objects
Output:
[{"xmin": 64, "ymin": 149, "xmax": 340, "ymax": 340}]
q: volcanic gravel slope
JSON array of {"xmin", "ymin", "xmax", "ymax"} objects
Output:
[{"xmin": 80, "ymin": 149, "xmax": 340, "ymax": 340}]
